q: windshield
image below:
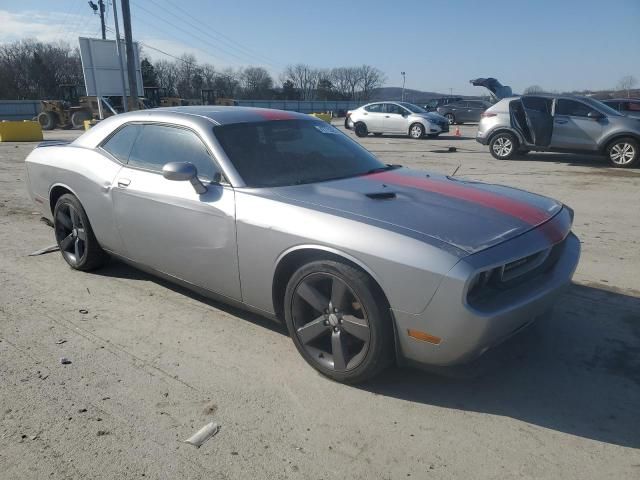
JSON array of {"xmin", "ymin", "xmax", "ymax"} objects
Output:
[
  {"xmin": 582, "ymin": 97, "xmax": 622, "ymax": 116},
  {"xmin": 213, "ymin": 120, "xmax": 388, "ymax": 187},
  {"xmin": 398, "ymin": 102, "xmax": 427, "ymax": 113}
]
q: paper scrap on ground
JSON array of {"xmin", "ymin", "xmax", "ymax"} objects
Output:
[
  {"xmin": 28, "ymin": 245, "xmax": 59, "ymax": 256},
  {"xmin": 184, "ymin": 422, "xmax": 220, "ymax": 448}
]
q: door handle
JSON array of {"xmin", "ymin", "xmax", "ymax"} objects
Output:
[{"xmin": 117, "ymin": 178, "xmax": 131, "ymax": 188}]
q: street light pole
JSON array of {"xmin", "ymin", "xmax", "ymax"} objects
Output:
[{"xmin": 401, "ymin": 72, "xmax": 406, "ymax": 102}]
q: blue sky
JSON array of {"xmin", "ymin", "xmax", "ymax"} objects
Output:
[{"xmin": 1, "ymin": 0, "xmax": 638, "ymax": 95}]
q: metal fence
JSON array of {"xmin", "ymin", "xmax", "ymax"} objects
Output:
[
  {"xmin": 0, "ymin": 100, "xmax": 42, "ymax": 121},
  {"xmin": 0, "ymin": 99, "xmax": 366, "ymax": 120},
  {"xmin": 234, "ymin": 100, "xmax": 366, "ymax": 114}
]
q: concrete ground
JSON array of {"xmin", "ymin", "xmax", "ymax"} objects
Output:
[{"xmin": 0, "ymin": 123, "xmax": 639, "ymax": 479}]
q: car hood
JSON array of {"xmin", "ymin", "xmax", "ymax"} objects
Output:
[{"xmin": 274, "ymin": 168, "xmax": 563, "ymax": 255}]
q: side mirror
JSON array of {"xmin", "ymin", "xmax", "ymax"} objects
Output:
[
  {"xmin": 162, "ymin": 161, "xmax": 207, "ymax": 194},
  {"xmin": 587, "ymin": 111, "xmax": 604, "ymax": 120}
]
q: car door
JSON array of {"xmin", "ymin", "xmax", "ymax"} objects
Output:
[
  {"xmin": 521, "ymin": 96, "xmax": 553, "ymax": 147},
  {"xmin": 550, "ymin": 98, "xmax": 603, "ymax": 151},
  {"xmin": 109, "ymin": 123, "xmax": 242, "ymax": 300},
  {"xmin": 360, "ymin": 103, "xmax": 385, "ymax": 132},
  {"xmin": 383, "ymin": 103, "xmax": 409, "ymax": 133},
  {"xmin": 447, "ymin": 102, "xmax": 465, "ymax": 121}
]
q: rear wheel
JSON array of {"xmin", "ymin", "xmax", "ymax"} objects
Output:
[
  {"xmin": 354, "ymin": 122, "xmax": 368, "ymax": 137},
  {"xmin": 284, "ymin": 260, "xmax": 393, "ymax": 384},
  {"xmin": 445, "ymin": 113, "xmax": 455, "ymax": 125},
  {"xmin": 38, "ymin": 111, "xmax": 56, "ymax": 130},
  {"xmin": 489, "ymin": 132, "xmax": 518, "ymax": 160},
  {"xmin": 607, "ymin": 137, "xmax": 638, "ymax": 168},
  {"xmin": 53, "ymin": 194, "xmax": 109, "ymax": 271}
]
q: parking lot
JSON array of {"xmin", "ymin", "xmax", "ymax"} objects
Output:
[{"xmin": 1, "ymin": 123, "xmax": 639, "ymax": 479}]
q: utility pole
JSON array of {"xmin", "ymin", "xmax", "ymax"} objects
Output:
[
  {"xmin": 88, "ymin": 1, "xmax": 106, "ymax": 40},
  {"xmin": 121, "ymin": 0, "xmax": 139, "ymax": 109},
  {"xmin": 112, "ymin": 0, "xmax": 128, "ymax": 112},
  {"xmin": 401, "ymin": 72, "xmax": 406, "ymax": 102}
]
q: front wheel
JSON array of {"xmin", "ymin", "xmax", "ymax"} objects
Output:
[
  {"xmin": 409, "ymin": 123, "xmax": 424, "ymax": 139},
  {"xmin": 284, "ymin": 260, "xmax": 393, "ymax": 384},
  {"xmin": 38, "ymin": 111, "xmax": 56, "ymax": 130},
  {"xmin": 354, "ymin": 122, "xmax": 368, "ymax": 137},
  {"xmin": 53, "ymin": 194, "xmax": 109, "ymax": 271},
  {"xmin": 607, "ymin": 137, "xmax": 638, "ymax": 168},
  {"xmin": 489, "ymin": 132, "xmax": 518, "ymax": 160}
]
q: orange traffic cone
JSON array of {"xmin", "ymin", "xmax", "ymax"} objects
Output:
[{"xmin": 455, "ymin": 127, "xmax": 461, "ymax": 137}]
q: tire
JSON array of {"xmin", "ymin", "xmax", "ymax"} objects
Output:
[
  {"xmin": 607, "ymin": 137, "xmax": 639, "ymax": 168},
  {"xmin": 445, "ymin": 113, "xmax": 455, "ymax": 125},
  {"xmin": 38, "ymin": 111, "xmax": 56, "ymax": 131},
  {"xmin": 354, "ymin": 122, "xmax": 368, "ymax": 138},
  {"xmin": 284, "ymin": 260, "xmax": 394, "ymax": 384},
  {"xmin": 409, "ymin": 123, "xmax": 424, "ymax": 139},
  {"xmin": 71, "ymin": 110, "xmax": 91, "ymax": 129},
  {"xmin": 489, "ymin": 132, "xmax": 519, "ymax": 160},
  {"xmin": 53, "ymin": 194, "xmax": 109, "ymax": 271},
  {"xmin": 344, "ymin": 117, "xmax": 351, "ymax": 129}
]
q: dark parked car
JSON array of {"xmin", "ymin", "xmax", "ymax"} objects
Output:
[
  {"xmin": 601, "ymin": 98, "xmax": 640, "ymax": 119},
  {"xmin": 423, "ymin": 97, "xmax": 462, "ymax": 111},
  {"xmin": 437, "ymin": 100, "xmax": 492, "ymax": 125}
]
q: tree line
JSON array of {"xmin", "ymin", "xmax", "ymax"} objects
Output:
[{"xmin": 0, "ymin": 39, "xmax": 385, "ymax": 101}]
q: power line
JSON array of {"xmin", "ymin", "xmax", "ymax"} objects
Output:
[
  {"xmin": 152, "ymin": 0, "xmax": 284, "ymax": 68},
  {"xmin": 130, "ymin": 0, "xmax": 280, "ymax": 69}
]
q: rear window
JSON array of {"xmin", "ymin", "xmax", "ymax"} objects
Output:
[
  {"xmin": 102, "ymin": 124, "xmax": 141, "ymax": 163},
  {"xmin": 364, "ymin": 104, "xmax": 383, "ymax": 113},
  {"xmin": 213, "ymin": 120, "xmax": 385, "ymax": 187}
]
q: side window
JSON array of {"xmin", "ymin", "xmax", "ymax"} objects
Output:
[
  {"xmin": 522, "ymin": 96, "xmax": 552, "ymax": 113},
  {"xmin": 385, "ymin": 104, "xmax": 404, "ymax": 115},
  {"xmin": 101, "ymin": 124, "xmax": 142, "ymax": 163},
  {"xmin": 555, "ymin": 99, "xmax": 596, "ymax": 117},
  {"xmin": 364, "ymin": 104, "xmax": 382, "ymax": 113},
  {"xmin": 128, "ymin": 124, "xmax": 218, "ymax": 180}
]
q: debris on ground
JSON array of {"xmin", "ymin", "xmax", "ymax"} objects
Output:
[
  {"xmin": 60, "ymin": 357, "xmax": 72, "ymax": 365},
  {"xmin": 28, "ymin": 244, "xmax": 60, "ymax": 256},
  {"xmin": 79, "ymin": 309, "xmax": 89, "ymax": 315},
  {"xmin": 96, "ymin": 430, "xmax": 110, "ymax": 436},
  {"xmin": 202, "ymin": 402, "xmax": 218, "ymax": 416},
  {"xmin": 184, "ymin": 422, "xmax": 220, "ymax": 448},
  {"xmin": 55, "ymin": 339, "xmax": 67, "ymax": 345}
]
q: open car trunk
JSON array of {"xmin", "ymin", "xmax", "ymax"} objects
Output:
[
  {"xmin": 509, "ymin": 97, "xmax": 553, "ymax": 147},
  {"xmin": 469, "ymin": 77, "xmax": 513, "ymax": 100}
]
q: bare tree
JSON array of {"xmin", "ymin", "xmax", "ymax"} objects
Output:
[
  {"xmin": 241, "ymin": 67, "xmax": 273, "ymax": 98},
  {"xmin": 283, "ymin": 64, "xmax": 320, "ymax": 100},
  {"xmin": 154, "ymin": 59, "xmax": 180, "ymax": 96},
  {"xmin": 357, "ymin": 65, "xmax": 386, "ymax": 101},
  {"xmin": 617, "ymin": 75, "xmax": 637, "ymax": 98},
  {"xmin": 523, "ymin": 85, "xmax": 545, "ymax": 94},
  {"xmin": 329, "ymin": 67, "xmax": 351, "ymax": 99}
]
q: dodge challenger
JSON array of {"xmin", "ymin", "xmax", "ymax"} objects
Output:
[{"xmin": 25, "ymin": 107, "xmax": 580, "ymax": 383}]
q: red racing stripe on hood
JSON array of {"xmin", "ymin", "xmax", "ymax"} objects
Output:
[{"xmin": 367, "ymin": 171, "xmax": 552, "ymax": 226}]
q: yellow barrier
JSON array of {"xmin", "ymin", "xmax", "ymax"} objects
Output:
[
  {"xmin": 0, "ymin": 120, "xmax": 43, "ymax": 142},
  {"xmin": 83, "ymin": 119, "xmax": 99, "ymax": 130},
  {"xmin": 309, "ymin": 112, "xmax": 332, "ymax": 123}
]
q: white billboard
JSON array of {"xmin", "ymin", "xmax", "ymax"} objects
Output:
[{"xmin": 79, "ymin": 37, "xmax": 143, "ymax": 97}]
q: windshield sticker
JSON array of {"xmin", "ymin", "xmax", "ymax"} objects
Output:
[{"xmin": 314, "ymin": 124, "xmax": 340, "ymax": 134}]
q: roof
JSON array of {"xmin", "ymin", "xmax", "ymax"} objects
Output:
[
  {"xmin": 602, "ymin": 98, "xmax": 640, "ymax": 102},
  {"xmin": 145, "ymin": 106, "xmax": 313, "ymax": 126}
]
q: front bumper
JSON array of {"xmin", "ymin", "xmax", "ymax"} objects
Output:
[
  {"xmin": 476, "ymin": 131, "xmax": 489, "ymax": 145},
  {"xmin": 393, "ymin": 231, "xmax": 581, "ymax": 366}
]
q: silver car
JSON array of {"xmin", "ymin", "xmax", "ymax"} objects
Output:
[
  {"xmin": 477, "ymin": 94, "xmax": 640, "ymax": 168},
  {"xmin": 25, "ymin": 107, "xmax": 580, "ymax": 383},
  {"xmin": 347, "ymin": 102, "xmax": 449, "ymax": 139}
]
